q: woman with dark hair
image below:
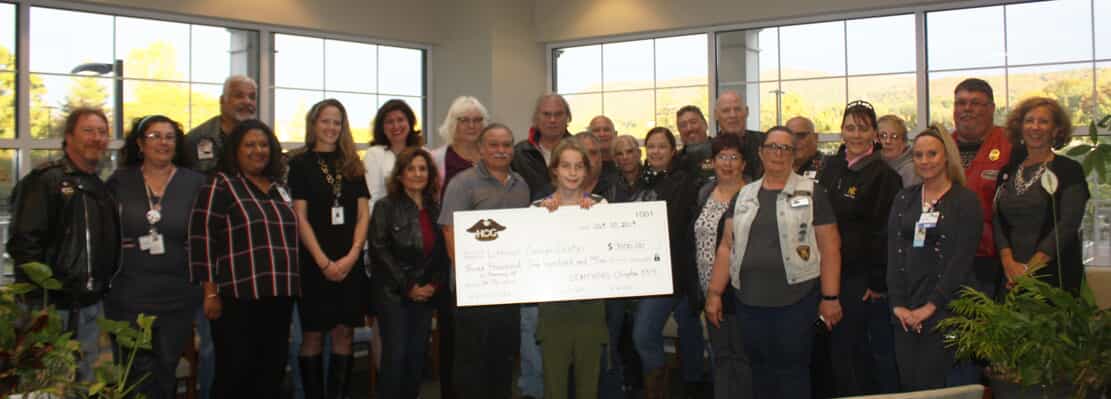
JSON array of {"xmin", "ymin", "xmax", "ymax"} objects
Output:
[
  {"xmin": 691, "ymin": 134, "xmax": 751, "ymax": 399},
  {"xmin": 287, "ymin": 99, "xmax": 370, "ymax": 399},
  {"xmin": 189, "ymin": 119, "xmax": 300, "ymax": 398},
  {"xmin": 995, "ymin": 97, "xmax": 1089, "ymax": 294},
  {"xmin": 887, "ymin": 125, "xmax": 982, "ymax": 390},
  {"xmin": 630, "ymin": 127, "xmax": 704, "ymax": 398},
  {"xmin": 706, "ymin": 127, "xmax": 843, "ymax": 398},
  {"xmin": 105, "ymin": 115, "xmax": 205, "ymax": 399},
  {"xmin": 364, "ymin": 99, "xmax": 423, "ymax": 208},
  {"xmin": 369, "ymin": 147, "xmax": 448, "ymax": 399},
  {"xmin": 815, "ymin": 100, "xmax": 902, "ymax": 395}
]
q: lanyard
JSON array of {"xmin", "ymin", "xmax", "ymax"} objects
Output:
[{"xmin": 142, "ymin": 166, "xmax": 177, "ymax": 233}]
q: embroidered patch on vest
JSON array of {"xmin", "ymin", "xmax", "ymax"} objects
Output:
[
  {"xmin": 988, "ymin": 148, "xmax": 1000, "ymax": 161},
  {"xmin": 796, "ymin": 245, "xmax": 811, "ymax": 261}
]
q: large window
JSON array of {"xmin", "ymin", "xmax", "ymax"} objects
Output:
[
  {"xmin": 272, "ymin": 33, "xmax": 425, "ymax": 144},
  {"xmin": 554, "ymin": 34, "xmax": 709, "ymax": 138},
  {"xmin": 28, "ymin": 7, "xmax": 258, "ymax": 140},
  {"xmin": 1, "ymin": 3, "xmax": 16, "ymax": 216},
  {"xmin": 716, "ymin": 14, "xmax": 918, "ymax": 136},
  {"xmin": 927, "ymin": 0, "xmax": 1107, "ymax": 130}
]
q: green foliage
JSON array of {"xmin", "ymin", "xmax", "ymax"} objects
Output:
[
  {"xmin": 82, "ymin": 315, "xmax": 155, "ymax": 399},
  {"xmin": 0, "ymin": 264, "xmax": 78, "ymax": 397},
  {"xmin": 1064, "ymin": 116, "xmax": 1111, "ymax": 182},
  {"xmin": 938, "ymin": 276, "xmax": 1110, "ymax": 398}
]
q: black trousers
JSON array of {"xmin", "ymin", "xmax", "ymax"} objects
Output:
[
  {"xmin": 893, "ymin": 320, "xmax": 953, "ymax": 391},
  {"xmin": 453, "ymin": 304, "xmax": 520, "ymax": 399},
  {"xmin": 434, "ymin": 288, "xmax": 458, "ymax": 399},
  {"xmin": 376, "ymin": 297, "xmax": 435, "ymax": 399},
  {"xmin": 829, "ymin": 272, "xmax": 898, "ymax": 396},
  {"xmin": 109, "ymin": 307, "xmax": 196, "ymax": 399},
  {"xmin": 210, "ymin": 295, "xmax": 293, "ymax": 399}
]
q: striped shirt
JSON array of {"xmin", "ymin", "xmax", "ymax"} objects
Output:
[{"xmin": 189, "ymin": 172, "xmax": 300, "ymax": 299}]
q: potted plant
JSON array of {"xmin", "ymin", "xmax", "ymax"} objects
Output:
[
  {"xmin": 938, "ymin": 270, "xmax": 1109, "ymax": 399},
  {"xmin": 1, "ymin": 262, "xmax": 79, "ymax": 398},
  {"xmin": 1, "ymin": 263, "xmax": 154, "ymax": 399}
]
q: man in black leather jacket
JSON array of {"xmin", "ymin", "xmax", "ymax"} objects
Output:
[{"xmin": 6, "ymin": 107, "xmax": 120, "ymax": 381}]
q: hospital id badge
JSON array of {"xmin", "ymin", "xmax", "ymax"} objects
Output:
[
  {"xmin": 789, "ymin": 196, "xmax": 811, "ymax": 208},
  {"xmin": 139, "ymin": 232, "xmax": 165, "ymax": 255},
  {"xmin": 913, "ymin": 223, "xmax": 928, "ymax": 248},
  {"xmin": 197, "ymin": 139, "xmax": 214, "ymax": 160},
  {"xmin": 276, "ymin": 186, "xmax": 292, "ymax": 203},
  {"xmin": 331, "ymin": 205, "xmax": 345, "ymax": 225}
]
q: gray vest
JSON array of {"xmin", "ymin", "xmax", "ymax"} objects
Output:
[{"xmin": 729, "ymin": 172, "xmax": 821, "ymax": 290}]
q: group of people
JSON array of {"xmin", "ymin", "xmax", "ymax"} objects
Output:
[{"xmin": 5, "ymin": 73, "xmax": 1089, "ymax": 399}]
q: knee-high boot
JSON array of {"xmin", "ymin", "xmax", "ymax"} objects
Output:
[
  {"xmin": 299, "ymin": 355, "xmax": 324, "ymax": 399},
  {"xmin": 327, "ymin": 354, "xmax": 353, "ymax": 399}
]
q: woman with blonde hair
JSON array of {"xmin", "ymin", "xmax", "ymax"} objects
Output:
[
  {"xmin": 287, "ymin": 99, "xmax": 371, "ymax": 399},
  {"xmin": 431, "ymin": 96, "xmax": 489, "ymax": 194},
  {"xmin": 886, "ymin": 125, "xmax": 982, "ymax": 390}
]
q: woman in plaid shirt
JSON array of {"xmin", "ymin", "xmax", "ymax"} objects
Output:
[{"xmin": 189, "ymin": 119, "xmax": 300, "ymax": 399}]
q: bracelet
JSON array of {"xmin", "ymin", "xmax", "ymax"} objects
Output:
[
  {"xmin": 821, "ymin": 294, "xmax": 839, "ymax": 301},
  {"xmin": 205, "ymin": 293, "xmax": 218, "ymax": 299}
]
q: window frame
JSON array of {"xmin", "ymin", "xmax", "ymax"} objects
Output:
[{"xmin": 3, "ymin": 0, "xmax": 431, "ymax": 183}]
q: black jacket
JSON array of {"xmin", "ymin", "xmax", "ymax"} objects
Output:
[
  {"xmin": 633, "ymin": 164, "xmax": 700, "ymax": 297},
  {"xmin": 887, "ymin": 184, "xmax": 982, "ymax": 317},
  {"xmin": 815, "ymin": 144, "xmax": 902, "ymax": 292},
  {"xmin": 369, "ymin": 194, "xmax": 449, "ymax": 303},
  {"xmin": 7, "ymin": 156, "xmax": 120, "ymax": 307},
  {"xmin": 511, "ymin": 127, "xmax": 572, "ymax": 201}
]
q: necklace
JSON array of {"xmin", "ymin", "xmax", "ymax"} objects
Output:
[
  {"xmin": 142, "ymin": 166, "xmax": 177, "ymax": 227},
  {"xmin": 317, "ymin": 153, "xmax": 343, "ymax": 206},
  {"xmin": 1013, "ymin": 161, "xmax": 1047, "ymax": 197}
]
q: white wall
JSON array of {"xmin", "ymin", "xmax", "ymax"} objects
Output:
[{"xmin": 531, "ymin": 0, "xmax": 953, "ymax": 43}]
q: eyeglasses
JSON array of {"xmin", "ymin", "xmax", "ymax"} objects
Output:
[
  {"xmin": 761, "ymin": 143, "xmax": 795, "ymax": 155},
  {"xmin": 954, "ymin": 99, "xmax": 992, "ymax": 109},
  {"xmin": 877, "ymin": 132, "xmax": 904, "ymax": 140},
  {"xmin": 715, "ymin": 154, "xmax": 742, "ymax": 162},
  {"xmin": 540, "ymin": 111, "xmax": 567, "ymax": 120},
  {"xmin": 144, "ymin": 132, "xmax": 177, "ymax": 142},
  {"xmin": 456, "ymin": 117, "xmax": 484, "ymax": 125}
]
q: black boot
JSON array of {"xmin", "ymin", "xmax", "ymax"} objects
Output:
[
  {"xmin": 299, "ymin": 355, "xmax": 324, "ymax": 399},
  {"xmin": 327, "ymin": 354, "xmax": 353, "ymax": 399}
]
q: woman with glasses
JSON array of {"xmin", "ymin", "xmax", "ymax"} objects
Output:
[
  {"xmin": 431, "ymin": 96, "xmax": 488, "ymax": 195},
  {"xmin": 691, "ymin": 134, "xmax": 752, "ymax": 399},
  {"xmin": 815, "ymin": 100, "xmax": 903, "ymax": 396},
  {"xmin": 877, "ymin": 115, "xmax": 919, "ymax": 187},
  {"xmin": 287, "ymin": 99, "xmax": 371, "ymax": 399},
  {"xmin": 887, "ymin": 125, "xmax": 982, "ymax": 390},
  {"xmin": 630, "ymin": 127, "xmax": 704, "ymax": 399},
  {"xmin": 427, "ymin": 96, "xmax": 487, "ymax": 399},
  {"xmin": 105, "ymin": 115, "xmax": 206, "ymax": 399},
  {"xmin": 994, "ymin": 97, "xmax": 1088, "ymax": 295},
  {"xmin": 705, "ymin": 127, "xmax": 843, "ymax": 398}
]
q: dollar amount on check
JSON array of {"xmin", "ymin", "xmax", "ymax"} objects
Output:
[{"xmin": 452, "ymin": 201, "xmax": 674, "ymax": 307}]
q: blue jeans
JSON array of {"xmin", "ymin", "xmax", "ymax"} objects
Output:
[
  {"xmin": 736, "ymin": 292, "xmax": 818, "ymax": 399},
  {"xmin": 519, "ymin": 304, "xmax": 543, "ymax": 397},
  {"xmin": 59, "ymin": 302, "xmax": 104, "ymax": 382},
  {"xmin": 194, "ymin": 309, "xmax": 214, "ymax": 399},
  {"xmin": 866, "ymin": 297, "xmax": 899, "ymax": 394},
  {"xmin": 598, "ymin": 299, "xmax": 629, "ymax": 398},
  {"xmin": 633, "ymin": 295, "xmax": 706, "ymax": 381}
]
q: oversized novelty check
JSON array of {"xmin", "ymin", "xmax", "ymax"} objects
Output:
[{"xmin": 452, "ymin": 201, "xmax": 674, "ymax": 307}]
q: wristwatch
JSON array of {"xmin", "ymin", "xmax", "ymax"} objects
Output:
[{"xmin": 821, "ymin": 294, "xmax": 839, "ymax": 301}]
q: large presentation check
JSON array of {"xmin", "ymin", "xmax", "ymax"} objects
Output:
[{"xmin": 452, "ymin": 201, "xmax": 674, "ymax": 307}]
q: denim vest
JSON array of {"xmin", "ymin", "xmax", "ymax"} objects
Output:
[{"xmin": 729, "ymin": 172, "xmax": 821, "ymax": 290}]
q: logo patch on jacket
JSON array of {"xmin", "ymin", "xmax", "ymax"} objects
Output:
[
  {"xmin": 980, "ymin": 169, "xmax": 999, "ymax": 180},
  {"xmin": 988, "ymin": 148, "xmax": 1000, "ymax": 161},
  {"xmin": 59, "ymin": 180, "xmax": 75, "ymax": 196},
  {"xmin": 466, "ymin": 219, "xmax": 507, "ymax": 241},
  {"xmin": 844, "ymin": 186, "xmax": 858, "ymax": 199},
  {"xmin": 796, "ymin": 245, "xmax": 811, "ymax": 261}
]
